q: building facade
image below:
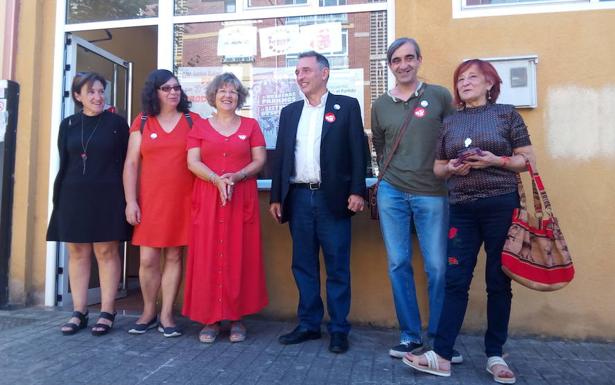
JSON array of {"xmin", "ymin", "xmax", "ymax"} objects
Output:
[{"xmin": 2, "ymin": 0, "xmax": 615, "ymax": 339}]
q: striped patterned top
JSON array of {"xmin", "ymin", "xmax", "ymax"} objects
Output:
[{"xmin": 436, "ymin": 103, "xmax": 531, "ymax": 204}]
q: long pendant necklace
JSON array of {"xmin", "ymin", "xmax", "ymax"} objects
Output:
[{"xmin": 80, "ymin": 112, "xmax": 103, "ymax": 175}]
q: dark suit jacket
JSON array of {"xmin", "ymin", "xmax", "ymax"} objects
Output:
[{"xmin": 270, "ymin": 92, "xmax": 367, "ymax": 223}]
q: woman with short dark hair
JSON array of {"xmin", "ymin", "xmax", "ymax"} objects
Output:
[
  {"xmin": 47, "ymin": 71, "xmax": 131, "ymax": 336},
  {"xmin": 123, "ymin": 69, "xmax": 199, "ymax": 337},
  {"xmin": 405, "ymin": 59, "xmax": 536, "ymax": 384}
]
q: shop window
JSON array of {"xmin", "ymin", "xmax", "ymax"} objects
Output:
[
  {"xmin": 174, "ymin": 10, "xmax": 387, "ymax": 178},
  {"xmin": 176, "ymin": 0, "xmax": 236, "ymax": 15},
  {"xmin": 66, "ymin": 0, "xmax": 158, "ymax": 23},
  {"xmin": 319, "ymin": 0, "xmax": 381, "ymax": 5},
  {"xmin": 455, "ymin": 0, "xmax": 615, "ymax": 17},
  {"xmin": 176, "ymin": 0, "xmax": 378, "ymax": 16},
  {"xmin": 321, "ymin": 0, "xmax": 347, "ymax": 5},
  {"xmin": 246, "ymin": 0, "xmax": 308, "ymax": 7},
  {"xmin": 284, "ymin": 14, "xmax": 349, "ymax": 69},
  {"xmin": 464, "ymin": 0, "xmax": 573, "ymax": 5}
]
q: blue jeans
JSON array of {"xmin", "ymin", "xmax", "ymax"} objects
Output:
[
  {"xmin": 288, "ymin": 187, "xmax": 351, "ymax": 334},
  {"xmin": 433, "ymin": 192, "xmax": 519, "ymax": 361},
  {"xmin": 377, "ymin": 180, "xmax": 448, "ymax": 344}
]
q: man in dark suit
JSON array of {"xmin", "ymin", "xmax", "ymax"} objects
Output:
[{"xmin": 269, "ymin": 51, "xmax": 367, "ymax": 354}]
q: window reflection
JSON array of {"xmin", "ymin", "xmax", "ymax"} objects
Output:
[
  {"xmin": 66, "ymin": 0, "xmax": 158, "ymax": 23},
  {"xmin": 246, "ymin": 0, "xmax": 308, "ymax": 7},
  {"xmin": 320, "ymin": 0, "xmax": 346, "ymax": 5},
  {"xmin": 175, "ymin": 0, "xmax": 379, "ymax": 16},
  {"xmin": 175, "ymin": 0, "xmax": 236, "ymax": 15},
  {"xmin": 465, "ymin": 0, "xmax": 568, "ymax": 5},
  {"xmin": 174, "ymin": 11, "xmax": 387, "ymax": 177}
]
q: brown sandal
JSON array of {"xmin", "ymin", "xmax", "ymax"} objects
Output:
[
  {"xmin": 199, "ymin": 323, "xmax": 220, "ymax": 343},
  {"xmin": 229, "ymin": 321, "xmax": 246, "ymax": 343}
]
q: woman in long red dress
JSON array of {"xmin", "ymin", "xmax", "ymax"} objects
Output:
[
  {"xmin": 183, "ymin": 73, "xmax": 268, "ymax": 343},
  {"xmin": 124, "ymin": 69, "xmax": 198, "ymax": 337}
]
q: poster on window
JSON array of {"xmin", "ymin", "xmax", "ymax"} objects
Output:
[
  {"xmin": 217, "ymin": 26, "xmax": 257, "ymax": 58},
  {"xmin": 178, "ymin": 66, "xmax": 364, "ymax": 150},
  {"xmin": 328, "ymin": 68, "xmax": 365, "ymax": 121},
  {"xmin": 259, "ymin": 25, "xmax": 301, "ymax": 58},
  {"xmin": 176, "ymin": 67, "xmax": 222, "ymax": 118},
  {"xmin": 299, "ymin": 22, "xmax": 343, "ymax": 54},
  {"xmin": 251, "ymin": 67, "xmax": 364, "ymax": 150},
  {"xmin": 251, "ymin": 68, "xmax": 301, "ymax": 149}
]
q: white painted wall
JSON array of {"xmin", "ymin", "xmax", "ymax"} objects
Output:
[{"xmin": 547, "ymin": 85, "xmax": 615, "ymax": 160}]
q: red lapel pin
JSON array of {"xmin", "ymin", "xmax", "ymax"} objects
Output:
[
  {"xmin": 414, "ymin": 107, "xmax": 426, "ymax": 118},
  {"xmin": 325, "ymin": 112, "xmax": 336, "ymax": 123}
]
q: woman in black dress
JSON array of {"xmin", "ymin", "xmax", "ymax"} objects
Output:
[{"xmin": 47, "ymin": 72, "xmax": 131, "ymax": 336}]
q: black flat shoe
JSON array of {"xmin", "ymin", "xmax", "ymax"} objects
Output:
[
  {"xmin": 158, "ymin": 323, "xmax": 182, "ymax": 338},
  {"xmin": 278, "ymin": 326, "xmax": 321, "ymax": 345},
  {"xmin": 91, "ymin": 311, "xmax": 116, "ymax": 336},
  {"xmin": 329, "ymin": 332, "xmax": 349, "ymax": 354},
  {"xmin": 61, "ymin": 310, "xmax": 89, "ymax": 335},
  {"xmin": 128, "ymin": 316, "xmax": 158, "ymax": 335}
]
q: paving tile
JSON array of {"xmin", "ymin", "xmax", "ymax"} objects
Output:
[{"xmin": 1, "ymin": 308, "xmax": 614, "ymax": 385}]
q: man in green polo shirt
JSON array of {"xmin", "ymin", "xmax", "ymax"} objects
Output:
[{"xmin": 371, "ymin": 37, "xmax": 461, "ymax": 363}]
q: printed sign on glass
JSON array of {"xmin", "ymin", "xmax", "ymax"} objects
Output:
[
  {"xmin": 217, "ymin": 26, "xmax": 258, "ymax": 58},
  {"xmin": 259, "ymin": 25, "xmax": 301, "ymax": 58}
]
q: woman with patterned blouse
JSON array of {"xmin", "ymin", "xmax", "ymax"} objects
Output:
[{"xmin": 404, "ymin": 59, "xmax": 536, "ymax": 384}]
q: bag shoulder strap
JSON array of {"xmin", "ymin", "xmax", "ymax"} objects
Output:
[
  {"xmin": 139, "ymin": 112, "xmax": 193, "ymax": 133},
  {"xmin": 184, "ymin": 112, "xmax": 193, "ymax": 128},
  {"xmin": 376, "ymin": 85, "xmax": 426, "ymax": 184},
  {"xmin": 139, "ymin": 113, "xmax": 147, "ymax": 134},
  {"xmin": 517, "ymin": 155, "xmax": 554, "ymax": 220}
]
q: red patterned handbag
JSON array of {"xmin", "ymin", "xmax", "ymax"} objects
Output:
[{"xmin": 501, "ymin": 159, "xmax": 574, "ymax": 291}]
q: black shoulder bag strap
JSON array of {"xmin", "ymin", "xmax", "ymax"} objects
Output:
[
  {"xmin": 139, "ymin": 112, "xmax": 193, "ymax": 133},
  {"xmin": 139, "ymin": 113, "xmax": 148, "ymax": 134}
]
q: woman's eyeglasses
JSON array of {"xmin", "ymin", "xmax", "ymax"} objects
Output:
[{"xmin": 159, "ymin": 85, "xmax": 182, "ymax": 93}]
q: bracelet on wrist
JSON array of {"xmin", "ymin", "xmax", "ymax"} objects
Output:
[
  {"xmin": 500, "ymin": 156, "xmax": 511, "ymax": 168},
  {"xmin": 239, "ymin": 170, "xmax": 247, "ymax": 181},
  {"xmin": 208, "ymin": 172, "xmax": 218, "ymax": 182}
]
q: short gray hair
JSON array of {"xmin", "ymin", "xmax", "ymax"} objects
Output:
[
  {"xmin": 386, "ymin": 38, "xmax": 421, "ymax": 64},
  {"xmin": 205, "ymin": 72, "xmax": 249, "ymax": 109},
  {"xmin": 298, "ymin": 51, "xmax": 330, "ymax": 71}
]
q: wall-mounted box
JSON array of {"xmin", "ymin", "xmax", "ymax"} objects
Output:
[{"xmin": 480, "ymin": 55, "xmax": 538, "ymax": 108}]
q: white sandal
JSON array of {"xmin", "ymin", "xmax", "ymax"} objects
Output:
[
  {"xmin": 486, "ymin": 356, "xmax": 516, "ymax": 384},
  {"xmin": 403, "ymin": 350, "xmax": 451, "ymax": 377}
]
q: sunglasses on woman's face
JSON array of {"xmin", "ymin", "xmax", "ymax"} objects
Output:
[{"xmin": 159, "ymin": 85, "xmax": 182, "ymax": 93}]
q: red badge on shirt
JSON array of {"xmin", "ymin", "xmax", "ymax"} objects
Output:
[
  {"xmin": 324, "ymin": 112, "xmax": 336, "ymax": 123},
  {"xmin": 414, "ymin": 107, "xmax": 426, "ymax": 118}
]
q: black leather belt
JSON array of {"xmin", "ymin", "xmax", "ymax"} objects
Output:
[{"xmin": 293, "ymin": 182, "xmax": 321, "ymax": 190}]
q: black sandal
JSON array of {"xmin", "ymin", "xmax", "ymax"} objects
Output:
[
  {"xmin": 61, "ymin": 310, "xmax": 89, "ymax": 335},
  {"xmin": 91, "ymin": 311, "xmax": 116, "ymax": 336}
]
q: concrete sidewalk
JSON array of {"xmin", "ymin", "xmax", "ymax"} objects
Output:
[{"xmin": 0, "ymin": 307, "xmax": 614, "ymax": 385}]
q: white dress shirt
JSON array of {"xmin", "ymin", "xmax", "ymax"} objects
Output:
[{"xmin": 291, "ymin": 92, "xmax": 329, "ymax": 183}]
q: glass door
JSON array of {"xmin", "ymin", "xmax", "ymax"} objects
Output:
[{"xmin": 56, "ymin": 33, "xmax": 132, "ymax": 307}]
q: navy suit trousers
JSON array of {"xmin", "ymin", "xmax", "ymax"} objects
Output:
[{"xmin": 288, "ymin": 186, "xmax": 351, "ymax": 334}]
